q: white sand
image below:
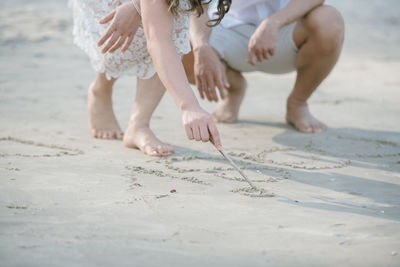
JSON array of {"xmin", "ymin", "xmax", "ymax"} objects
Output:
[{"xmin": 1, "ymin": 0, "xmax": 400, "ymax": 266}]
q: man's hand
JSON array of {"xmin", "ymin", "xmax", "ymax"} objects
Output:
[
  {"xmin": 247, "ymin": 19, "xmax": 281, "ymax": 65},
  {"xmin": 193, "ymin": 44, "xmax": 230, "ymax": 102},
  {"xmin": 97, "ymin": 2, "xmax": 141, "ymax": 54}
]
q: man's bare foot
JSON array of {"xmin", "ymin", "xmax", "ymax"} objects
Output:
[
  {"xmin": 286, "ymin": 97, "xmax": 327, "ymax": 133},
  {"xmin": 123, "ymin": 123, "xmax": 174, "ymax": 156},
  {"xmin": 212, "ymin": 83, "xmax": 246, "ymax": 123},
  {"xmin": 88, "ymin": 82, "xmax": 123, "ymax": 139}
]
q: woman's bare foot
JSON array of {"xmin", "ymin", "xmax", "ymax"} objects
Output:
[
  {"xmin": 212, "ymin": 76, "xmax": 246, "ymax": 123},
  {"xmin": 88, "ymin": 80, "xmax": 123, "ymax": 140},
  {"xmin": 286, "ymin": 97, "xmax": 327, "ymax": 133},
  {"xmin": 123, "ymin": 122, "xmax": 174, "ymax": 156}
]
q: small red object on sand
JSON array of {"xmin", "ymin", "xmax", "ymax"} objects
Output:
[{"xmin": 170, "ymin": 189, "xmax": 176, "ymax": 193}]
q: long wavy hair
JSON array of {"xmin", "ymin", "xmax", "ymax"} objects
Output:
[{"xmin": 167, "ymin": 0, "xmax": 231, "ymax": 26}]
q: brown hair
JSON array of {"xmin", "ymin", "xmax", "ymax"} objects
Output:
[{"xmin": 167, "ymin": 0, "xmax": 231, "ymax": 26}]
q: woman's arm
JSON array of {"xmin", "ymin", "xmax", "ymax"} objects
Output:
[
  {"xmin": 248, "ymin": 0, "xmax": 324, "ymax": 64},
  {"xmin": 141, "ymin": 0, "xmax": 222, "ymax": 149}
]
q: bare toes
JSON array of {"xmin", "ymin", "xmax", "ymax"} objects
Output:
[
  {"xmin": 116, "ymin": 132, "xmax": 124, "ymax": 140},
  {"xmin": 164, "ymin": 146, "xmax": 175, "ymax": 155},
  {"xmin": 102, "ymin": 132, "xmax": 110, "ymax": 139},
  {"xmin": 296, "ymin": 123, "xmax": 313, "ymax": 133},
  {"xmin": 92, "ymin": 129, "xmax": 98, "ymax": 138},
  {"xmin": 309, "ymin": 120, "xmax": 326, "ymax": 133},
  {"xmin": 143, "ymin": 145, "xmax": 160, "ymax": 156},
  {"xmin": 104, "ymin": 132, "xmax": 111, "ymax": 139},
  {"xmin": 157, "ymin": 145, "xmax": 174, "ymax": 156}
]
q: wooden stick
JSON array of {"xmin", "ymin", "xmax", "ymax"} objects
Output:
[{"xmin": 209, "ymin": 138, "xmax": 257, "ymax": 189}]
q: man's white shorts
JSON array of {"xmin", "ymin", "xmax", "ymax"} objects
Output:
[{"xmin": 209, "ymin": 22, "xmax": 299, "ymax": 74}]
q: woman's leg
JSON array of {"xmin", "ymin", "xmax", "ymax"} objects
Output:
[
  {"xmin": 88, "ymin": 72, "xmax": 123, "ymax": 139},
  {"xmin": 123, "ymin": 74, "xmax": 175, "ymax": 156}
]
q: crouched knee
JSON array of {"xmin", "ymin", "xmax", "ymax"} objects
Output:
[{"xmin": 306, "ymin": 5, "xmax": 345, "ymax": 52}]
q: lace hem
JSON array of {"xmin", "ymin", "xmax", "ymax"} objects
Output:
[{"xmin": 69, "ymin": 0, "xmax": 191, "ymax": 80}]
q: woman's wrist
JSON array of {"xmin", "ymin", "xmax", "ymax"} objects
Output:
[{"xmin": 178, "ymin": 95, "xmax": 201, "ymax": 112}]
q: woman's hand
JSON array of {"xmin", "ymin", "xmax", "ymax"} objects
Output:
[
  {"xmin": 181, "ymin": 106, "xmax": 222, "ymax": 150},
  {"xmin": 97, "ymin": 2, "xmax": 141, "ymax": 54},
  {"xmin": 193, "ymin": 44, "xmax": 229, "ymax": 102},
  {"xmin": 247, "ymin": 18, "xmax": 281, "ymax": 65}
]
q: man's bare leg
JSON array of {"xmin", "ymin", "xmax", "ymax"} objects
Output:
[
  {"xmin": 123, "ymin": 74, "xmax": 174, "ymax": 156},
  {"xmin": 288, "ymin": 5, "xmax": 345, "ymax": 133},
  {"xmin": 89, "ymin": 73, "xmax": 123, "ymax": 139},
  {"xmin": 182, "ymin": 53, "xmax": 246, "ymax": 123},
  {"xmin": 212, "ymin": 67, "xmax": 246, "ymax": 123}
]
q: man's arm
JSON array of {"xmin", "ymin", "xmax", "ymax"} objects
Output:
[
  {"xmin": 190, "ymin": 5, "xmax": 229, "ymax": 102},
  {"xmin": 190, "ymin": 5, "xmax": 212, "ymax": 51},
  {"xmin": 270, "ymin": 0, "xmax": 325, "ymax": 27},
  {"xmin": 247, "ymin": 0, "xmax": 324, "ymax": 65}
]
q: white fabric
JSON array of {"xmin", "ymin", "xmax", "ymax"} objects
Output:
[
  {"xmin": 209, "ymin": 22, "xmax": 298, "ymax": 74},
  {"xmin": 211, "ymin": 0, "xmax": 290, "ymax": 28},
  {"xmin": 69, "ymin": 0, "xmax": 192, "ymax": 79}
]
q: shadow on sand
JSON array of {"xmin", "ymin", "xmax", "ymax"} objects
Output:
[
  {"xmin": 239, "ymin": 120, "xmax": 400, "ymax": 221},
  {"xmin": 174, "ymin": 120, "xmax": 400, "ymax": 220}
]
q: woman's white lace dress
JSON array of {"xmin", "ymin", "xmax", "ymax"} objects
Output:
[{"xmin": 69, "ymin": 0, "xmax": 192, "ymax": 79}]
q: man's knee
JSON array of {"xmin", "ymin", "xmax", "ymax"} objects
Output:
[{"xmin": 305, "ymin": 5, "xmax": 345, "ymax": 52}]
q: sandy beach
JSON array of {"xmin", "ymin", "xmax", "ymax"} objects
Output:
[{"xmin": 1, "ymin": 0, "xmax": 400, "ymax": 266}]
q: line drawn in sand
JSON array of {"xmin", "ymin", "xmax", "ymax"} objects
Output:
[
  {"xmin": 125, "ymin": 165, "xmax": 211, "ymax": 186},
  {"xmin": 126, "ymin": 140, "xmax": 375, "ymax": 198},
  {"xmin": 228, "ymin": 147, "xmax": 352, "ymax": 171},
  {"xmin": 304, "ymin": 135, "xmax": 400, "ymax": 159},
  {"xmin": 0, "ymin": 136, "xmax": 84, "ymax": 158},
  {"xmin": 126, "ymin": 153, "xmax": 293, "ymax": 198}
]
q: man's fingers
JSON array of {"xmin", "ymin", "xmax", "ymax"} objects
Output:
[
  {"xmin": 200, "ymin": 76, "xmax": 212, "ymax": 101},
  {"xmin": 204, "ymin": 88, "xmax": 213, "ymax": 102},
  {"xmin": 208, "ymin": 122, "xmax": 222, "ymax": 150},
  {"xmin": 262, "ymin": 48, "xmax": 269, "ymax": 60},
  {"xmin": 99, "ymin": 10, "xmax": 116, "ymax": 24},
  {"xmin": 206, "ymin": 73, "xmax": 217, "ymax": 102},
  {"xmin": 102, "ymin": 32, "xmax": 120, "ymax": 53},
  {"xmin": 109, "ymin": 35, "xmax": 126, "ymax": 53},
  {"xmin": 268, "ymin": 47, "xmax": 275, "ymax": 56},
  {"xmin": 221, "ymin": 69, "xmax": 230, "ymax": 89},
  {"xmin": 215, "ymin": 74, "xmax": 226, "ymax": 99},
  {"xmin": 195, "ymin": 76, "xmax": 205, "ymax": 100},
  {"xmin": 255, "ymin": 48, "xmax": 263, "ymax": 62},
  {"xmin": 247, "ymin": 48, "xmax": 256, "ymax": 65},
  {"xmin": 121, "ymin": 35, "xmax": 134, "ymax": 53}
]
